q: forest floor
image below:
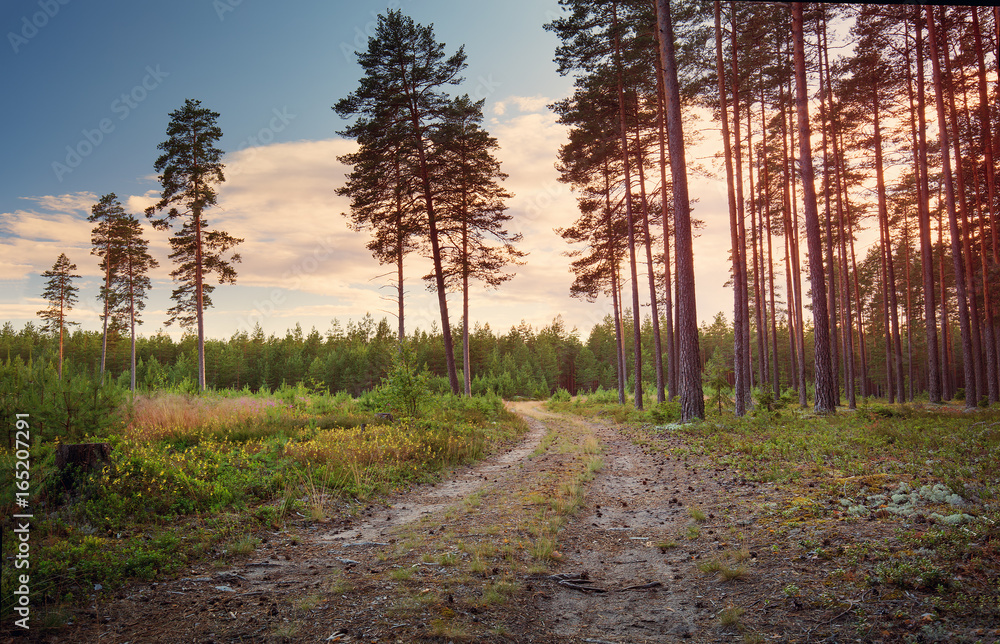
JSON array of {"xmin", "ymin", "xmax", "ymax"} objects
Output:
[{"xmin": 12, "ymin": 401, "xmax": 1000, "ymax": 644}]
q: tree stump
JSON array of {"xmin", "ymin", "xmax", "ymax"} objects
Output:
[{"xmin": 56, "ymin": 442, "xmax": 111, "ymax": 488}]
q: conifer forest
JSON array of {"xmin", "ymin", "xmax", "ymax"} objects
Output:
[{"xmin": 3, "ymin": 3, "xmax": 1000, "ymax": 642}]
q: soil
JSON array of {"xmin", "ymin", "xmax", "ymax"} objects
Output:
[{"xmin": 9, "ymin": 402, "xmax": 999, "ymax": 643}]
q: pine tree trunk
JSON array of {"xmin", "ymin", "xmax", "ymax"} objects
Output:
[
  {"xmin": 715, "ymin": 0, "xmax": 749, "ymax": 416},
  {"xmin": 656, "ymin": 75, "xmax": 677, "ymax": 402},
  {"xmin": 939, "ymin": 205, "xmax": 953, "ymax": 399},
  {"xmin": 974, "ymin": 8, "xmax": 999, "ymax": 264},
  {"xmin": 463, "ymin": 220, "xmax": 472, "ymax": 397},
  {"xmin": 634, "ymin": 118, "xmax": 665, "ymax": 404},
  {"xmin": 879, "ymin": 196, "xmax": 894, "ymax": 403},
  {"xmin": 748, "ymin": 108, "xmax": 767, "ymax": 391},
  {"xmin": 604, "ymin": 166, "xmax": 627, "ymax": 406},
  {"xmin": 847, "ymin": 206, "xmax": 869, "ymax": 399},
  {"xmin": 411, "ymin": 113, "xmax": 460, "ymax": 395},
  {"xmin": 192, "ymin": 135, "xmax": 207, "ymax": 392},
  {"xmin": 100, "ymin": 238, "xmax": 112, "ymax": 384},
  {"xmin": 874, "ymin": 97, "xmax": 904, "ymax": 404},
  {"xmin": 832, "ymin": 130, "xmax": 856, "ymax": 409},
  {"xmin": 612, "ymin": 263, "xmax": 627, "ymax": 405},
  {"xmin": 612, "ymin": 0, "xmax": 644, "ymax": 411},
  {"xmin": 58, "ymin": 289, "xmax": 65, "ymax": 380},
  {"xmin": 657, "ymin": 0, "xmax": 703, "ymax": 421},
  {"xmin": 817, "ymin": 9, "xmax": 840, "ymax": 405},
  {"xmin": 972, "ymin": 8, "xmax": 1000, "ymax": 402},
  {"xmin": 911, "ymin": 12, "xmax": 942, "ymax": 403},
  {"xmin": 792, "ymin": 1, "xmax": 836, "ymax": 414},
  {"xmin": 395, "ymin": 156, "xmax": 406, "ymax": 351},
  {"xmin": 781, "ymin": 62, "xmax": 809, "ymax": 407},
  {"xmin": 728, "ymin": 2, "xmax": 754, "ymax": 408},
  {"xmin": 944, "ymin": 25, "xmax": 985, "ymax": 406},
  {"xmin": 927, "ymin": 5, "xmax": 977, "ymax": 409},
  {"xmin": 762, "ymin": 95, "xmax": 780, "ymax": 397},
  {"xmin": 127, "ymin": 245, "xmax": 137, "ymax": 393}
]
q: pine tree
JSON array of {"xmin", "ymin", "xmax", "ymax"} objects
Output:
[
  {"xmin": 926, "ymin": 6, "xmax": 976, "ymax": 409},
  {"xmin": 714, "ymin": 0, "xmax": 751, "ymax": 416},
  {"xmin": 336, "ymin": 10, "xmax": 466, "ymax": 395},
  {"xmin": 431, "ymin": 95, "xmax": 522, "ymax": 395},
  {"xmin": 37, "ymin": 253, "xmax": 80, "ymax": 379},
  {"xmin": 655, "ymin": 0, "xmax": 703, "ymax": 421},
  {"xmin": 113, "ymin": 214, "xmax": 158, "ymax": 392},
  {"xmin": 337, "ymin": 96, "xmax": 422, "ymax": 347},
  {"xmin": 792, "ymin": 2, "xmax": 836, "ymax": 414},
  {"xmin": 145, "ymin": 98, "xmax": 243, "ymax": 391},
  {"xmin": 552, "ymin": 69, "xmax": 632, "ymax": 405},
  {"xmin": 88, "ymin": 193, "xmax": 128, "ymax": 381}
]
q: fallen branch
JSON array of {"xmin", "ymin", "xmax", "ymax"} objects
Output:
[
  {"xmin": 621, "ymin": 581, "xmax": 662, "ymax": 591},
  {"xmin": 558, "ymin": 580, "xmax": 608, "ymax": 593}
]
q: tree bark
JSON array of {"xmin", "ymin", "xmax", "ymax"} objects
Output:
[
  {"xmin": 874, "ymin": 95, "xmax": 903, "ymax": 404},
  {"xmin": 605, "ymin": 161, "xmax": 627, "ymax": 406},
  {"xmin": 655, "ymin": 73, "xmax": 678, "ymax": 402},
  {"xmin": 612, "ymin": 0, "xmax": 644, "ymax": 410},
  {"xmin": 973, "ymin": 8, "xmax": 999, "ymax": 264},
  {"xmin": 715, "ymin": 0, "xmax": 751, "ymax": 416},
  {"xmin": 656, "ymin": 0, "xmax": 703, "ymax": 421},
  {"xmin": 729, "ymin": 1, "xmax": 755, "ymax": 406},
  {"xmin": 926, "ymin": 5, "xmax": 977, "ymax": 409},
  {"xmin": 748, "ymin": 104, "xmax": 768, "ymax": 391},
  {"xmin": 410, "ymin": 107, "xmax": 461, "ymax": 395},
  {"xmin": 792, "ymin": 2, "xmax": 836, "ymax": 414},
  {"xmin": 633, "ymin": 112, "xmax": 666, "ymax": 403},
  {"xmin": 781, "ymin": 58, "xmax": 809, "ymax": 407},
  {"xmin": 910, "ymin": 11, "xmax": 942, "ymax": 403},
  {"xmin": 943, "ymin": 10, "xmax": 985, "ymax": 405},
  {"xmin": 816, "ymin": 8, "xmax": 839, "ymax": 405}
]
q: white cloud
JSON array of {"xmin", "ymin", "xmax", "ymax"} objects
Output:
[
  {"xmin": 3, "ymin": 101, "xmax": 737, "ymax": 339},
  {"xmin": 492, "ymin": 95, "xmax": 552, "ymax": 117},
  {"xmin": 20, "ymin": 192, "xmax": 97, "ymax": 214}
]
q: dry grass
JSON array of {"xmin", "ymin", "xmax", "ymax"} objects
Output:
[{"xmin": 126, "ymin": 393, "xmax": 287, "ymax": 441}]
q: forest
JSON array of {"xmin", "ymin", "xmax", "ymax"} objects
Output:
[
  {"xmin": 12, "ymin": 3, "xmax": 1000, "ymax": 423},
  {"xmin": 3, "ymin": 3, "xmax": 1000, "ymax": 639}
]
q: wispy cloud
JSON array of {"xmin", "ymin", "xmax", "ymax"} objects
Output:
[{"xmin": 2, "ymin": 94, "xmax": 733, "ymax": 339}]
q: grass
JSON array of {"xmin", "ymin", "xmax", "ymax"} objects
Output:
[
  {"xmin": 483, "ymin": 580, "xmax": 519, "ymax": 605},
  {"xmin": 0, "ymin": 388, "xmax": 528, "ymax": 622},
  {"xmin": 719, "ymin": 606, "xmax": 745, "ymax": 630},
  {"xmin": 599, "ymin": 396, "xmax": 1000, "ymax": 634}
]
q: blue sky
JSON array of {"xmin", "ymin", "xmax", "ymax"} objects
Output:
[{"xmin": 2, "ymin": 0, "xmax": 734, "ymax": 341}]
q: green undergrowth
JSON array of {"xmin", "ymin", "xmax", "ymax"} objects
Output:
[
  {"xmin": 0, "ymin": 384, "xmax": 526, "ymax": 625},
  {"xmin": 546, "ymin": 385, "xmax": 682, "ymax": 425},
  {"xmin": 615, "ymin": 398, "xmax": 1000, "ymax": 632}
]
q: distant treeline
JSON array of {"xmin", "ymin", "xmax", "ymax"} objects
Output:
[
  {"xmin": 4, "ymin": 303, "xmax": 973, "ymax": 409},
  {"xmin": 2, "ymin": 315, "xmax": 642, "ymax": 399}
]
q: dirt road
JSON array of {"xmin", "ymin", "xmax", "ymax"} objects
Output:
[{"xmin": 21, "ymin": 401, "xmax": 939, "ymax": 643}]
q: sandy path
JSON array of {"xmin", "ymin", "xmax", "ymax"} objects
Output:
[{"xmin": 34, "ymin": 401, "xmax": 745, "ymax": 643}]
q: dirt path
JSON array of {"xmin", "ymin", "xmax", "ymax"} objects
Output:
[{"xmin": 20, "ymin": 402, "xmax": 922, "ymax": 643}]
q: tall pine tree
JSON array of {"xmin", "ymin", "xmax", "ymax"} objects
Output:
[
  {"xmin": 37, "ymin": 253, "xmax": 80, "ymax": 380},
  {"xmin": 336, "ymin": 10, "xmax": 466, "ymax": 394},
  {"xmin": 431, "ymin": 95, "xmax": 522, "ymax": 396},
  {"xmin": 146, "ymin": 98, "xmax": 243, "ymax": 391}
]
